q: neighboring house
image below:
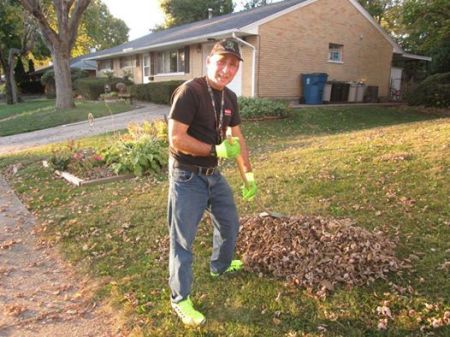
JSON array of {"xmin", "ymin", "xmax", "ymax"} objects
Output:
[
  {"xmin": 30, "ymin": 52, "xmax": 98, "ymax": 96},
  {"xmin": 32, "ymin": 52, "xmax": 98, "ymax": 79},
  {"xmin": 89, "ymin": 0, "xmax": 430, "ymax": 100}
]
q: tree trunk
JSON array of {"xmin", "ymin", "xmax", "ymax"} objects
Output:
[
  {"xmin": 3, "ymin": 63, "xmax": 14, "ymax": 105},
  {"xmin": 8, "ymin": 49, "xmax": 20, "ymax": 104},
  {"xmin": 17, "ymin": 0, "xmax": 92, "ymax": 110},
  {"xmin": 52, "ymin": 48, "xmax": 74, "ymax": 109}
]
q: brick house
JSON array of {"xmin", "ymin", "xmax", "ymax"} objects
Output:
[{"xmin": 89, "ymin": 0, "xmax": 430, "ymax": 101}]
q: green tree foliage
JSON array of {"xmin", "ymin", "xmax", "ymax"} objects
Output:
[
  {"xmin": 0, "ymin": 0, "xmax": 36, "ymax": 103},
  {"xmin": 14, "ymin": 57, "xmax": 26, "ymax": 85},
  {"xmin": 159, "ymin": 0, "xmax": 234, "ymax": 28},
  {"xmin": 239, "ymin": 0, "xmax": 272, "ymax": 10},
  {"xmin": 81, "ymin": 0, "xmax": 129, "ymax": 51},
  {"xmin": 0, "ymin": 1, "xmax": 23, "ymax": 53},
  {"xmin": 406, "ymin": 72, "xmax": 450, "ymax": 108},
  {"xmin": 401, "ymin": 0, "xmax": 450, "ymax": 73},
  {"xmin": 358, "ymin": 0, "xmax": 391, "ymax": 24}
]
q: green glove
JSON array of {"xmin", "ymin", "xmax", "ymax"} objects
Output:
[
  {"xmin": 242, "ymin": 172, "xmax": 257, "ymax": 201},
  {"xmin": 215, "ymin": 137, "xmax": 240, "ymax": 159}
]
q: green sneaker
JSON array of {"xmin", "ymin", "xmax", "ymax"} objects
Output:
[
  {"xmin": 171, "ymin": 296, "xmax": 206, "ymax": 327},
  {"xmin": 210, "ymin": 259, "xmax": 243, "ymax": 277}
]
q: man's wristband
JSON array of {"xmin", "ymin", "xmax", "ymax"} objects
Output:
[{"xmin": 210, "ymin": 144, "xmax": 217, "ymax": 157}]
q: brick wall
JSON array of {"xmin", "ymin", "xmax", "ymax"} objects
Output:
[{"xmin": 257, "ymin": 0, "xmax": 393, "ymax": 99}]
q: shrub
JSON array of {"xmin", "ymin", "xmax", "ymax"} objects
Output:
[
  {"xmin": 18, "ymin": 81, "xmax": 44, "ymax": 94},
  {"xmin": 130, "ymin": 80, "xmax": 184, "ymax": 104},
  {"xmin": 102, "ymin": 120, "xmax": 169, "ymax": 176},
  {"xmin": 41, "ymin": 68, "xmax": 90, "ymax": 98},
  {"xmin": 74, "ymin": 77, "xmax": 132, "ymax": 100},
  {"xmin": 127, "ymin": 119, "xmax": 168, "ymax": 142},
  {"xmin": 406, "ymin": 72, "xmax": 450, "ymax": 108},
  {"xmin": 102, "ymin": 136, "xmax": 168, "ymax": 176},
  {"xmin": 66, "ymin": 148, "xmax": 106, "ymax": 179},
  {"xmin": 238, "ymin": 97, "xmax": 290, "ymax": 119},
  {"xmin": 47, "ymin": 140, "xmax": 81, "ymax": 171},
  {"xmin": 41, "ymin": 68, "xmax": 89, "ymax": 86},
  {"xmin": 48, "ymin": 151, "xmax": 72, "ymax": 171}
]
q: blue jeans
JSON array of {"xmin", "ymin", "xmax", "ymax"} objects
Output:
[{"xmin": 168, "ymin": 162, "xmax": 239, "ymax": 303}]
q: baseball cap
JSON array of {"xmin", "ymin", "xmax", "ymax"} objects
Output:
[{"xmin": 210, "ymin": 38, "xmax": 243, "ymax": 61}]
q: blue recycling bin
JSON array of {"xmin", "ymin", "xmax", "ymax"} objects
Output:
[{"xmin": 301, "ymin": 73, "xmax": 328, "ymax": 104}]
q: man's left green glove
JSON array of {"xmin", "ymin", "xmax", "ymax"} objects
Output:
[{"xmin": 242, "ymin": 172, "xmax": 257, "ymax": 201}]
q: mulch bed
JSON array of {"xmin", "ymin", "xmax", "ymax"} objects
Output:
[
  {"xmin": 237, "ymin": 214, "xmax": 407, "ymax": 297},
  {"xmin": 68, "ymin": 166, "xmax": 117, "ymax": 180}
]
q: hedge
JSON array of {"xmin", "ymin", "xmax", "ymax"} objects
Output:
[
  {"xmin": 130, "ymin": 80, "xmax": 184, "ymax": 105},
  {"xmin": 74, "ymin": 77, "xmax": 133, "ymax": 100},
  {"xmin": 406, "ymin": 72, "xmax": 450, "ymax": 108},
  {"xmin": 41, "ymin": 68, "xmax": 89, "ymax": 86},
  {"xmin": 238, "ymin": 97, "xmax": 290, "ymax": 119}
]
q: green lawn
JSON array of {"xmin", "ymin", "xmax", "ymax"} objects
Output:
[
  {"xmin": 1, "ymin": 106, "xmax": 449, "ymax": 337},
  {"xmin": 0, "ymin": 98, "xmax": 135, "ymax": 136}
]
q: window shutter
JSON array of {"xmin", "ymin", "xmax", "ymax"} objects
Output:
[
  {"xmin": 136, "ymin": 55, "xmax": 140, "ymax": 67},
  {"xmin": 184, "ymin": 46, "xmax": 190, "ymax": 74},
  {"xmin": 150, "ymin": 52, "xmax": 155, "ymax": 75}
]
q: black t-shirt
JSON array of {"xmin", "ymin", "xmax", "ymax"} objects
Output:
[{"xmin": 169, "ymin": 76, "xmax": 241, "ymax": 167}]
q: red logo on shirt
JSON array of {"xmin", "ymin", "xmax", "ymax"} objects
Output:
[{"xmin": 224, "ymin": 109, "xmax": 232, "ymax": 116}]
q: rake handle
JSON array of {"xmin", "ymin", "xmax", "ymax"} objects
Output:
[{"xmin": 226, "ymin": 127, "xmax": 250, "ymax": 187}]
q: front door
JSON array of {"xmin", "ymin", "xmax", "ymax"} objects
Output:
[{"xmin": 142, "ymin": 54, "xmax": 151, "ymax": 83}]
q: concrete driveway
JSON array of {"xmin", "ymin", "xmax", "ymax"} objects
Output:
[{"xmin": 0, "ymin": 102, "xmax": 170, "ymax": 155}]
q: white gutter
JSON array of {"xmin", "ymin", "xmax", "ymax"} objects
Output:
[
  {"xmin": 401, "ymin": 53, "xmax": 432, "ymax": 62},
  {"xmin": 232, "ymin": 32, "xmax": 256, "ymax": 97}
]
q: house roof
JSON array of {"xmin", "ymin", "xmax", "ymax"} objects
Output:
[
  {"xmin": 90, "ymin": 0, "xmax": 428, "ymax": 61},
  {"xmin": 33, "ymin": 52, "xmax": 98, "ymax": 75},
  {"xmin": 89, "ymin": 0, "xmax": 310, "ymax": 60}
]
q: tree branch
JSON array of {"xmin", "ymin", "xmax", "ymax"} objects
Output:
[
  {"xmin": 68, "ymin": 0, "xmax": 91, "ymax": 49},
  {"xmin": 18, "ymin": 0, "xmax": 59, "ymax": 51}
]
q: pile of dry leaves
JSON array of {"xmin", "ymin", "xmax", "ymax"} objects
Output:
[{"xmin": 237, "ymin": 215, "xmax": 405, "ymax": 296}]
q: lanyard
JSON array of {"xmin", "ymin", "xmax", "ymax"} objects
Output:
[{"xmin": 206, "ymin": 79, "xmax": 225, "ymax": 143}]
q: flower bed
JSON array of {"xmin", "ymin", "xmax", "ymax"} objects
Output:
[{"xmin": 45, "ymin": 120, "xmax": 168, "ymax": 186}]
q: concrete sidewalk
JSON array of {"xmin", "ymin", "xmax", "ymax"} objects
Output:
[
  {"xmin": 0, "ymin": 176, "xmax": 120, "ymax": 337},
  {"xmin": 0, "ymin": 102, "xmax": 170, "ymax": 155}
]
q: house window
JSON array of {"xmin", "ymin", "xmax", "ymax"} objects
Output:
[
  {"xmin": 328, "ymin": 43, "xmax": 343, "ymax": 63},
  {"xmin": 156, "ymin": 48, "xmax": 186, "ymax": 74},
  {"xmin": 98, "ymin": 59, "xmax": 113, "ymax": 71},
  {"xmin": 120, "ymin": 56, "xmax": 132, "ymax": 68}
]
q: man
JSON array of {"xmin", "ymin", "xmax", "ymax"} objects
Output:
[{"xmin": 167, "ymin": 38, "xmax": 257, "ymax": 326}]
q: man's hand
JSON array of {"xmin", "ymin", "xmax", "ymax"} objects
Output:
[
  {"xmin": 215, "ymin": 137, "xmax": 240, "ymax": 159},
  {"xmin": 242, "ymin": 172, "xmax": 257, "ymax": 201}
]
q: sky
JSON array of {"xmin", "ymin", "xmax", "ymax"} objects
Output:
[
  {"xmin": 101, "ymin": 1, "xmax": 275, "ymax": 41},
  {"xmin": 102, "ymin": 0, "xmax": 165, "ymax": 40}
]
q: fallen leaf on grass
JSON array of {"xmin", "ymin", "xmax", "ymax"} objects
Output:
[
  {"xmin": 272, "ymin": 317, "xmax": 281, "ymax": 325},
  {"xmin": 377, "ymin": 305, "xmax": 392, "ymax": 318},
  {"xmin": 0, "ymin": 239, "xmax": 22, "ymax": 250},
  {"xmin": 377, "ymin": 318, "xmax": 388, "ymax": 330},
  {"xmin": 4, "ymin": 304, "xmax": 27, "ymax": 316},
  {"xmin": 438, "ymin": 261, "xmax": 450, "ymax": 271},
  {"xmin": 444, "ymin": 311, "xmax": 450, "ymax": 324},
  {"xmin": 317, "ymin": 324, "xmax": 327, "ymax": 332},
  {"xmin": 378, "ymin": 152, "xmax": 413, "ymax": 162}
]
